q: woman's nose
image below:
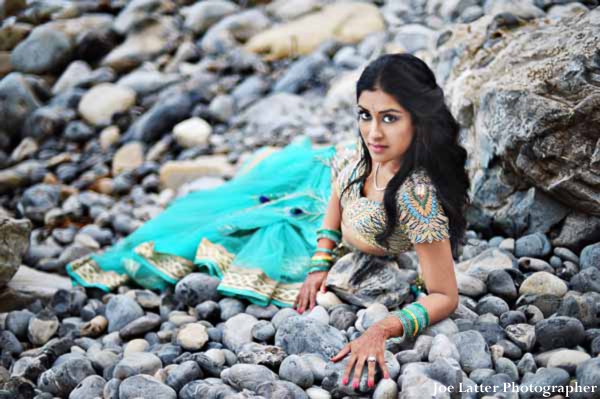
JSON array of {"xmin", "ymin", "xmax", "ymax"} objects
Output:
[{"xmin": 369, "ymin": 121, "xmax": 384, "ymax": 139}]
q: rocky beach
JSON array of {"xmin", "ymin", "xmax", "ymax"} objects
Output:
[{"xmin": 1, "ymin": 0, "xmax": 600, "ymax": 398}]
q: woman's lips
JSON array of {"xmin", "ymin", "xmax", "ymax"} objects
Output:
[{"xmin": 369, "ymin": 143, "xmax": 388, "ymax": 153}]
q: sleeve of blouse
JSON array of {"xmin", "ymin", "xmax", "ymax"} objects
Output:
[
  {"xmin": 330, "ymin": 145, "xmax": 359, "ymax": 197},
  {"xmin": 397, "ymin": 171, "xmax": 450, "ymax": 244}
]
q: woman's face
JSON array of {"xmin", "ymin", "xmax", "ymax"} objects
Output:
[{"xmin": 357, "ymin": 88, "xmax": 414, "ymax": 168}]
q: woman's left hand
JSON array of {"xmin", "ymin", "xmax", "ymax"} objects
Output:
[{"xmin": 330, "ymin": 324, "xmax": 391, "ymax": 390}]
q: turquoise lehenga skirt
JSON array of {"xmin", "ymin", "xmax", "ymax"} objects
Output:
[{"xmin": 67, "ymin": 137, "xmax": 356, "ymax": 308}]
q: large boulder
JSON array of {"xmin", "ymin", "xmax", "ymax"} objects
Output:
[
  {"xmin": 435, "ymin": 8, "xmax": 600, "ymax": 238},
  {"xmin": 0, "ymin": 216, "xmax": 31, "ymax": 288}
]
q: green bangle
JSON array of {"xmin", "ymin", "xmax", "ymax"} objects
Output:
[
  {"xmin": 314, "ymin": 248, "xmax": 334, "ymax": 255},
  {"xmin": 391, "ymin": 309, "xmax": 415, "ymax": 338},
  {"xmin": 316, "ymin": 234, "xmax": 341, "ymax": 245},
  {"xmin": 404, "ymin": 305, "xmax": 426, "ymax": 336},
  {"xmin": 308, "ymin": 266, "xmax": 330, "ymax": 273},
  {"xmin": 412, "ymin": 302, "xmax": 430, "ymax": 327},
  {"xmin": 317, "ymin": 228, "xmax": 341, "ymax": 238}
]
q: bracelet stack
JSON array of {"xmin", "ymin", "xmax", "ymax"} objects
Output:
[
  {"xmin": 308, "ymin": 228, "xmax": 342, "ymax": 274},
  {"xmin": 389, "ymin": 302, "xmax": 430, "ymax": 343}
]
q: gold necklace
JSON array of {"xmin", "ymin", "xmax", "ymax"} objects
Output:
[{"xmin": 374, "ymin": 162, "xmax": 386, "ymax": 191}]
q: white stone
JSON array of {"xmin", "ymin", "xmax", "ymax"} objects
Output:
[
  {"xmin": 159, "ymin": 155, "xmax": 235, "ymax": 190},
  {"xmin": 124, "ymin": 338, "xmax": 149, "ymax": 355},
  {"xmin": 176, "ymin": 323, "xmax": 209, "ymax": 351},
  {"xmin": 316, "ymin": 291, "xmax": 343, "ymax": 309},
  {"xmin": 173, "ymin": 117, "xmax": 212, "ymax": 148},
  {"xmin": 519, "ymin": 271, "xmax": 568, "ymax": 297},
  {"xmin": 78, "ymin": 83, "xmax": 136, "ymax": 126},
  {"xmin": 112, "ymin": 141, "xmax": 144, "ymax": 176},
  {"xmin": 99, "ymin": 126, "xmax": 120, "ymax": 151}
]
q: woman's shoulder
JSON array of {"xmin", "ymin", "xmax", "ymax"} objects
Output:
[{"xmin": 397, "ymin": 167, "xmax": 450, "ymax": 244}]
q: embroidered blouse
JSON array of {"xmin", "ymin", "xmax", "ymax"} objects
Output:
[{"xmin": 331, "ymin": 148, "xmax": 450, "ymax": 255}]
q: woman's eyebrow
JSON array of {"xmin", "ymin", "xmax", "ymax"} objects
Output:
[{"xmin": 357, "ymin": 105, "xmax": 402, "ymax": 114}]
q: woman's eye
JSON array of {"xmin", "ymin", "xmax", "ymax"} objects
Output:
[
  {"xmin": 383, "ymin": 114, "xmax": 397, "ymax": 123},
  {"xmin": 358, "ymin": 111, "xmax": 370, "ymax": 120}
]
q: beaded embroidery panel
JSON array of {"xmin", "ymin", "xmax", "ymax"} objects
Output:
[{"xmin": 335, "ymin": 157, "xmax": 450, "ymax": 255}]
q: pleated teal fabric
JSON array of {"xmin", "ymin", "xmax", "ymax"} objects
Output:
[{"xmin": 67, "ymin": 137, "xmax": 342, "ymax": 307}]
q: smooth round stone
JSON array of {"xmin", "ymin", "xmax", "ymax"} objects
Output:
[
  {"xmin": 105, "ymin": 295, "xmax": 144, "ymax": 333},
  {"xmin": 168, "ymin": 311, "xmax": 197, "ymax": 326},
  {"xmin": 112, "ymin": 352, "xmax": 162, "ymax": 380},
  {"xmin": 575, "ymin": 358, "xmax": 600, "ymax": 396},
  {"xmin": 6, "ymin": 309, "xmax": 34, "ymax": 339},
  {"xmin": 220, "ymin": 364, "xmax": 278, "ymax": 391},
  {"xmin": 38, "ymin": 356, "xmax": 96, "ymax": 397},
  {"xmin": 518, "ymin": 257, "xmax": 554, "ymax": 273},
  {"xmin": 397, "ymin": 349, "xmax": 422, "ymax": 364},
  {"xmin": 475, "ymin": 296, "xmax": 510, "ymax": 317},
  {"xmin": 176, "ymin": 323, "xmax": 209, "ymax": 351},
  {"xmin": 306, "ymin": 386, "xmax": 331, "ymax": 399},
  {"xmin": 271, "ymin": 307, "xmax": 300, "ymax": 330},
  {"xmin": 520, "ymin": 368, "xmax": 570, "ymax": 399},
  {"xmin": 0, "ymin": 331, "xmax": 23, "ymax": 355},
  {"xmin": 517, "ymin": 353, "xmax": 537, "ymax": 376},
  {"xmin": 570, "ymin": 267, "xmax": 600, "ymax": 294},
  {"xmin": 329, "ymin": 306, "xmax": 357, "ymax": 331},
  {"xmin": 118, "ymin": 375, "xmax": 176, "ymax": 399},
  {"xmin": 68, "ymin": 375, "xmax": 106, "ymax": 399},
  {"xmin": 123, "ymin": 339, "xmax": 149, "ymax": 355},
  {"xmin": 154, "ymin": 343, "xmax": 181, "ymax": 366},
  {"xmin": 222, "ymin": 313, "xmax": 259, "ymax": 353},
  {"xmin": 279, "ymin": 354, "xmax": 314, "ymax": 389},
  {"xmin": 300, "ymin": 353, "xmax": 329, "ymax": 383},
  {"xmin": 496, "ymin": 339, "xmax": 523, "ymax": 360},
  {"xmin": 547, "ymin": 349, "xmax": 591, "ymax": 375},
  {"xmin": 316, "ymin": 291, "xmax": 343, "ymax": 309},
  {"xmin": 305, "ymin": 305, "xmax": 329, "ymax": 325},
  {"xmin": 499, "ymin": 311, "xmax": 527, "ymax": 328},
  {"xmin": 554, "ymin": 247, "xmax": 579, "ymax": 264},
  {"xmin": 89, "ymin": 350, "xmax": 120, "ymax": 373},
  {"xmin": 119, "ymin": 313, "xmax": 161, "ymax": 340},
  {"xmin": 428, "ymin": 334, "xmax": 460, "ymax": 362},
  {"xmin": 535, "ymin": 317, "xmax": 585, "ymax": 350},
  {"xmin": 451, "ymin": 330, "xmax": 493, "ymax": 373},
  {"xmin": 469, "ymin": 368, "xmax": 496, "ymax": 385},
  {"xmin": 549, "ymin": 255, "xmax": 563, "ymax": 269},
  {"xmin": 473, "ymin": 320, "xmax": 507, "ymax": 346},
  {"xmin": 357, "ymin": 303, "xmax": 389, "ymax": 331},
  {"xmin": 457, "ymin": 271, "xmax": 487, "ymax": 296},
  {"xmin": 580, "ymin": 242, "xmax": 600, "ymax": 270},
  {"xmin": 104, "ymin": 378, "xmax": 120, "ymax": 399},
  {"xmin": 27, "ymin": 309, "xmax": 59, "ymax": 346},
  {"xmin": 165, "ymin": 360, "xmax": 202, "ymax": 392},
  {"xmin": 251, "ymin": 320, "xmax": 275, "ymax": 341},
  {"xmin": 519, "ymin": 271, "xmax": 568, "ymax": 297},
  {"xmin": 372, "ymin": 378, "xmax": 398, "ymax": 399},
  {"xmin": 175, "ymin": 273, "xmax": 220, "ymax": 306},
  {"xmin": 219, "ymin": 297, "xmax": 245, "ymax": 320},
  {"xmin": 494, "ymin": 357, "xmax": 519, "ymax": 382},
  {"xmin": 245, "ymin": 303, "xmax": 279, "ymax": 320},
  {"xmin": 195, "ymin": 300, "xmax": 220, "ymax": 320},
  {"xmin": 514, "ymin": 233, "xmax": 551, "ymax": 258},
  {"xmin": 207, "ymin": 327, "xmax": 222, "ymax": 342}
]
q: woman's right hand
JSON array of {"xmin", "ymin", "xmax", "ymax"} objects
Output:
[{"xmin": 293, "ymin": 271, "xmax": 328, "ymax": 314}]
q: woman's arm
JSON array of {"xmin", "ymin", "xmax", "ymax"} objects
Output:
[
  {"xmin": 294, "ymin": 186, "xmax": 342, "ymax": 312},
  {"xmin": 374, "ymin": 238, "xmax": 459, "ymax": 339},
  {"xmin": 315, "ymin": 186, "xmax": 342, "ymax": 254}
]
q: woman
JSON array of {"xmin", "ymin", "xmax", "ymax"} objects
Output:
[
  {"xmin": 294, "ymin": 53, "xmax": 469, "ymax": 390},
  {"xmin": 66, "ymin": 53, "xmax": 469, "ymax": 386}
]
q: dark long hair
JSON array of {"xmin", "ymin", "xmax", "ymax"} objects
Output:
[{"xmin": 340, "ymin": 53, "xmax": 470, "ymax": 256}]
